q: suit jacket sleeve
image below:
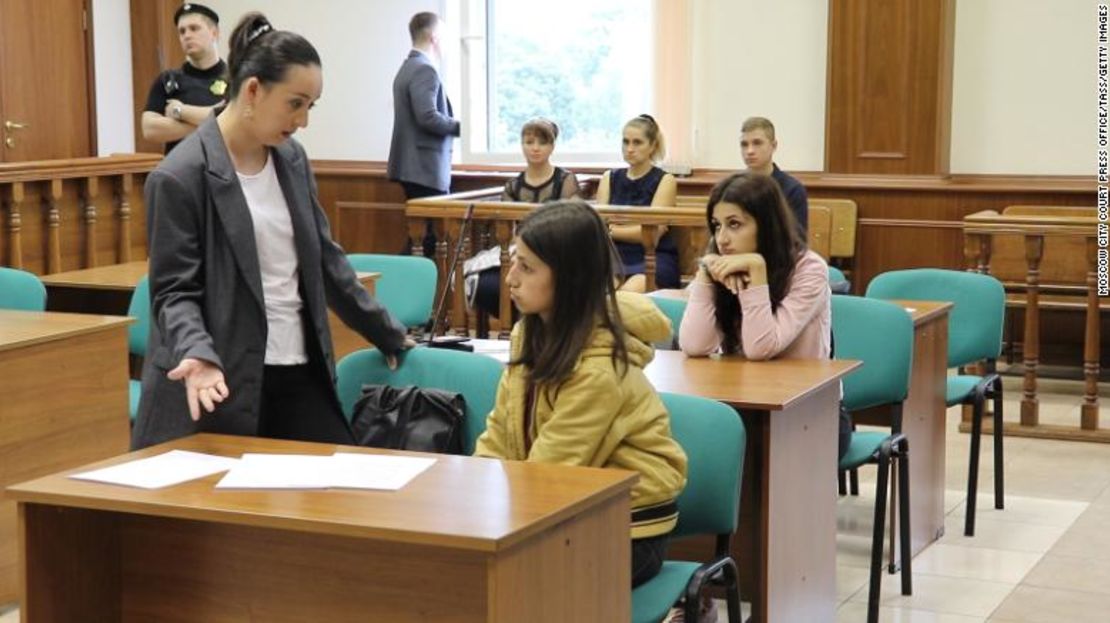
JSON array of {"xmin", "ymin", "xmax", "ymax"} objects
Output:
[
  {"xmin": 302, "ymin": 153, "xmax": 408, "ymax": 355},
  {"xmin": 408, "ymin": 65, "xmax": 460, "ymax": 137},
  {"xmin": 145, "ymin": 168, "xmax": 222, "ymax": 368}
]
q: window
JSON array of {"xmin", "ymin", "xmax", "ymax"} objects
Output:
[{"xmin": 459, "ymin": 0, "xmax": 655, "ymax": 162}]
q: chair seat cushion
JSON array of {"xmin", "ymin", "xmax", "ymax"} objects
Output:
[
  {"xmin": 946, "ymin": 375, "xmax": 982, "ymax": 407},
  {"xmin": 632, "ymin": 560, "xmax": 700, "ymax": 623},
  {"xmin": 839, "ymin": 431, "xmax": 889, "ymax": 470},
  {"xmin": 129, "ymin": 379, "xmax": 141, "ymax": 422}
]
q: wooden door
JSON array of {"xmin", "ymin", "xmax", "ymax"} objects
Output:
[{"xmin": 0, "ymin": 0, "xmax": 94, "ymax": 161}]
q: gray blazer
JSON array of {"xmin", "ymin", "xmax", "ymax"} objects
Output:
[
  {"xmin": 387, "ymin": 50, "xmax": 460, "ymax": 193},
  {"xmin": 132, "ymin": 117, "xmax": 407, "ymax": 449}
]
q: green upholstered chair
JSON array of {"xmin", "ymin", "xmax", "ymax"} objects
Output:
[
  {"xmin": 866, "ymin": 268, "xmax": 1006, "ymax": 536},
  {"xmin": 336, "ymin": 346, "xmax": 504, "ymax": 454},
  {"xmin": 0, "ymin": 267, "xmax": 47, "ymax": 311},
  {"xmin": 126, "ymin": 277, "xmax": 151, "ymax": 422},
  {"xmin": 832, "ymin": 295, "xmax": 914, "ymax": 623},
  {"xmin": 345, "ymin": 254, "xmax": 438, "ymax": 331},
  {"xmin": 828, "ymin": 265, "xmax": 851, "ymax": 294},
  {"xmin": 647, "ymin": 293, "xmax": 687, "ymax": 350},
  {"xmin": 632, "ymin": 392, "xmax": 745, "ymax": 623}
]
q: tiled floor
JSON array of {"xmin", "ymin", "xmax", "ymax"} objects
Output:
[
  {"xmin": 833, "ymin": 376, "xmax": 1110, "ymax": 622},
  {"xmin": 2, "ymin": 378, "xmax": 1108, "ymax": 622}
]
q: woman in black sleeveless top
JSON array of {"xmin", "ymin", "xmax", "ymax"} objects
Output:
[
  {"xmin": 595, "ymin": 114, "xmax": 679, "ymax": 292},
  {"xmin": 471, "ymin": 119, "xmax": 580, "ymax": 317}
]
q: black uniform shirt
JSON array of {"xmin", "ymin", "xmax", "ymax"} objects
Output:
[{"xmin": 144, "ymin": 59, "xmax": 228, "ymax": 153}]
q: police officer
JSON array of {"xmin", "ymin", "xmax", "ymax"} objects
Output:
[{"xmin": 140, "ymin": 3, "xmax": 227, "ymax": 153}]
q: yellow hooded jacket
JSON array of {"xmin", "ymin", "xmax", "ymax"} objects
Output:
[{"xmin": 474, "ymin": 291, "xmax": 688, "ymax": 539}]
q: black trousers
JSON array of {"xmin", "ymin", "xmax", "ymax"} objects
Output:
[
  {"xmin": 632, "ymin": 534, "xmax": 670, "ymax": 588},
  {"xmin": 400, "ymin": 181, "xmax": 447, "ymax": 258},
  {"xmin": 258, "ymin": 362, "xmax": 354, "ymax": 445}
]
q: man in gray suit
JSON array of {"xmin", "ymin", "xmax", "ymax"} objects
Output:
[
  {"xmin": 390, "ymin": 12, "xmax": 459, "ymax": 255},
  {"xmin": 388, "ymin": 12, "xmax": 460, "ymax": 200}
]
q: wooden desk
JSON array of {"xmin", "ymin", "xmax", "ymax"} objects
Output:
[
  {"xmin": 0, "ymin": 310, "xmax": 132, "ymax": 603},
  {"xmin": 40, "ymin": 261, "xmax": 382, "ymax": 360},
  {"xmin": 651, "ymin": 290, "xmax": 954, "ymax": 557},
  {"xmin": 646, "ymin": 351, "xmax": 859, "ymax": 623},
  {"xmin": 8, "ymin": 433, "xmax": 634, "ymax": 622}
]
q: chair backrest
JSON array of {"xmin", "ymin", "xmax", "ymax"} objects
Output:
[
  {"xmin": 831, "ymin": 295, "xmax": 914, "ymax": 411},
  {"xmin": 865, "ymin": 268, "xmax": 1004, "ymax": 367},
  {"xmin": 0, "ymin": 267, "xmax": 47, "ymax": 311},
  {"xmin": 127, "ymin": 276, "xmax": 151, "ymax": 357},
  {"xmin": 809, "ymin": 198, "xmax": 858, "ymax": 260},
  {"xmin": 659, "ymin": 392, "xmax": 746, "ymax": 539},
  {"xmin": 828, "ymin": 265, "xmax": 849, "ymax": 290},
  {"xmin": 807, "ymin": 204, "xmax": 832, "ymax": 259},
  {"xmin": 345, "ymin": 254, "xmax": 437, "ymax": 330},
  {"xmin": 647, "ymin": 293, "xmax": 687, "ymax": 350},
  {"xmin": 336, "ymin": 346, "xmax": 505, "ymax": 454}
]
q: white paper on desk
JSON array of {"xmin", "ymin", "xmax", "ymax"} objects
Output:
[
  {"xmin": 69, "ymin": 450, "xmax": 239, "ymax": 489},
  {"xmin": 214, "ymin": 454, "xmax": 335, "ymax": 489},
  {"xmin": 470, "ymin": 340, "xmax": 511, "ymax": 364},
  {"xmin": 329, "ymin": 453, "xmax": 437, "ymax": 490}
]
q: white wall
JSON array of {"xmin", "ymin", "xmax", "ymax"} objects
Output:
[
  {"xmin": 92, "ymin": 0, "xmax": 135, "ymax": 155},
  {"xmin": 207, "ymin": 0, "xmax": 445, "ymax": 160},
  {"xmin": 104, "ymin": 0, "xmax": 1089, "ymax": 174},
  {"xmin": 950, "ymin": 0, "xmax": 1088, "ymax": 175},
  {"xmin": 690, "ymin": 0, "xmax": 829, "ymax": 172}
]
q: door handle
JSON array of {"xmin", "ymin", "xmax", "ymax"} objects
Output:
[
  {"xmin": 4, "ymin": 120, "xmax": 29, "ymax": 130},
  {"xmin": 4, "ymin": 137, "xmax": 13, "ymax": 148}
]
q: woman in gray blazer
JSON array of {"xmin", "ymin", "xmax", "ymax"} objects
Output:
[{"xmin": 133, "ymin": 12, "xmax": 411, "ymax": 449}]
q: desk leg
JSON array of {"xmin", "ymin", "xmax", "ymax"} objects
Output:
[
  {"xmin": 758, "ymin": 383, "xmax": 839, "ymax": 622},
  {"xmin": 668, "ymin": 384, "xmax": 839, "ymax": 622},
  {"xmin": 903, "ymin": 316, "xmax": 948, "ymax": 554}
]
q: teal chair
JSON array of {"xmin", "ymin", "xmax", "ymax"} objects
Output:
[
  {"xmin": 0, "ymin": 267, "xmax": 47, "ymax": 311},
  {"xmin": 126, "ymin": 277, "xmax": 151, "ymax": 422},
  {"xmin": 866, "ymin": 268, "xmax": 1006, "ymax": 537},
  {"xmin": 336, "ymin": 346, "xmax": 504, "ymax": 454},
  {"xmin": 346, "ymin": 254, "xmax": 437, "ymax": 331},
  {"xmin": 632, "ymin": 392, "xmax": 745, "ymax": 623},
  {"xmin": 647, "ymin": 293, "xmax": 686, "ymax": 350},
  {"xmin": 828, "ymin": 265, "xmax": 851, "ymax": 294},
  {"xmin": 832, "ymin": 295, "xmax": 913, "ymax": 623}
]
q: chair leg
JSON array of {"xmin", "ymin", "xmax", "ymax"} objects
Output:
[
  {"xmin": 723, "ymin": 557, "xmax": 742, "ymax": 623},
  {"xmin": 992, "ymin": 379, "xmax": 1005, "ymax": 510},
  {"xmin": 839, "ymin": 470, "xmax": 848, "ymax": 496},
  {"xmin": 887, "ymin": 459, "xmax": 898, "ymax": 574},
  {"xmin": 867, "ymin": 450, "xmax": 891, "ymax": 623},
  {"xmin": 965, "ymin": 395, "xmax": 984, "ymax": 537},
  {"xmin": 850, "ymin": 467, "xmax": 860, "ymax": 496},
  {"xmin": 897, "ymin": 439, "xmax": 913, "ymax": 595}
]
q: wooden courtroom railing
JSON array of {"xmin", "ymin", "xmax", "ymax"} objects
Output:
[
  {"xmin": 963, "ymin": 207, "xmax": 1104, "ymax": 442},
  {"xmin": 0, "ymin": 154, "xmax": 159, "ymax": 274},
  {"xmin": 405, "ymin": 193, "xmax": 706, "ymax": 338}
]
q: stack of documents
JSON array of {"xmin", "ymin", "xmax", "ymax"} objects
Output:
[
  {"xmin": 215, "ymin": 452, "xmax": 436, "ymax": 490},
  {"xmin": 69, "ymin": 450, "xmax": 436, "ymax": 491}
]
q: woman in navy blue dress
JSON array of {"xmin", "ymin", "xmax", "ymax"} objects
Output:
[{"xmin": 595, "ymin": 114, "xmax": 679, "ymax": 292}]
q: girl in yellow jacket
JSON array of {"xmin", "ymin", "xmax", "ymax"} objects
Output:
[{"xmin": 474, "ymin": 200, "xmax": 688, "ymax": 588}]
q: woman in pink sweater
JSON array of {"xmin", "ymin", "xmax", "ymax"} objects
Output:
[{"xmin": 679, "ymin": 172, "xmax": 831, "ymax": 361}]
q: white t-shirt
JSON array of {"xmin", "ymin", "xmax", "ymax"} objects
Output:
[{"xmin": 237, "ymin": 154, "xmax": 308, "ymax": 365}]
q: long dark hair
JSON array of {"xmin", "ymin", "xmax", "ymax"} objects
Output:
[
  {"xmin": 226, "ymin": 12, "xmax": 321, "ymax": 100},
  {"xmin": 706, "ymin": 172, "xmax": 804, "ymax": 354},
  {"xmin": 512, "ymin": 201, "xmax": 630, "ymax": 395}
]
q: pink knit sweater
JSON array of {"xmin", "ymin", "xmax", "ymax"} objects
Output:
[{"xmin": 679, "ymin": 250, "xmax": 832, "ymax": 360}]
